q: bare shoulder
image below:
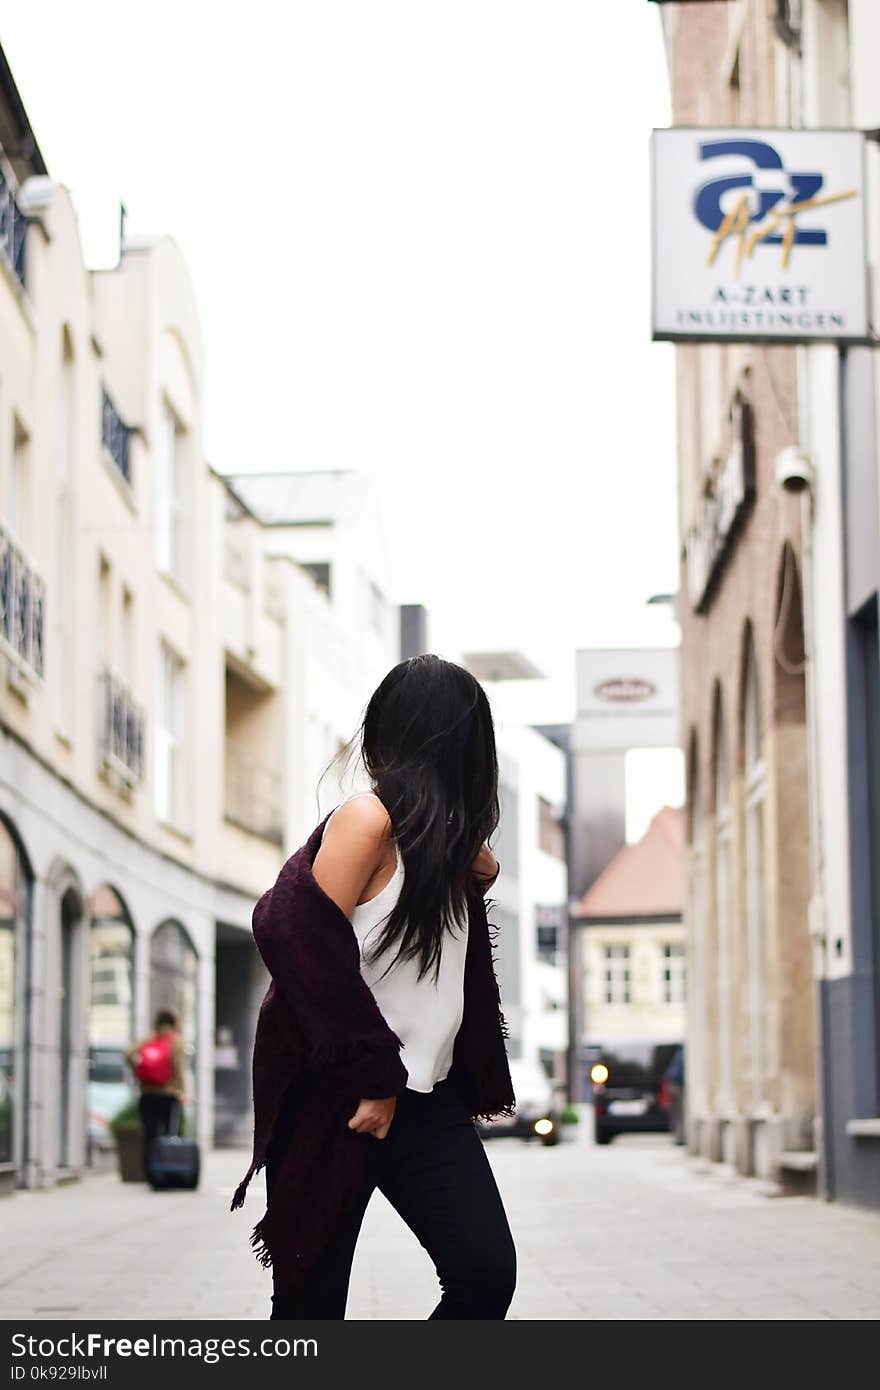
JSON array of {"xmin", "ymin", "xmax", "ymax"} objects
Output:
[
  {"xmin": 324, "ymin": 794, "xmax": 392, "ymax": 850},
  {"xmin": 315, "ymin": 795, "xmax": 393, "ymax": 912}
]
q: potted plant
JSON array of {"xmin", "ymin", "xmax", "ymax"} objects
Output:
[{"xmin": 110, "ymin": 1099, "xmax": 144, "ymax": 1182}]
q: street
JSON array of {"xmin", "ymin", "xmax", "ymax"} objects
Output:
[{"xmin": 2, "ymin": 1126, "xmax": 879, "ymax": 1322}]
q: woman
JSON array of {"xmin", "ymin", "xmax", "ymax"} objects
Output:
[
  {"xmin": 233, "ymin": 654, "xmax": 517, "ymax": 1320},
  {"xmin": 126, "ymin": 1007, "xmax": 185, "ymax": 1181}
]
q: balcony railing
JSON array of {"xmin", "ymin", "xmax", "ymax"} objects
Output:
[
  {"xmin": 101, "ymin": 387, "xmax": 132, "ymax": 486},
  {"xmin": 224, "ymin": 739, "xmax": 283, "ymax": 845},
  {"xmin": 0, "ymin": 162, "xmax": 27, "ymax": 289},
  {"xmin": 99, "ymin": 669, "xmax": 146, "ymax": 786},
  {"xmin": 0, "ymin": 523, "xmax": 45, "ymax": 680}
]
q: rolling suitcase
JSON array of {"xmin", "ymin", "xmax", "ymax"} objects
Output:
[{"xmin": 147, "ymin": 1102, "xmax": 200, "ymax": 1190}]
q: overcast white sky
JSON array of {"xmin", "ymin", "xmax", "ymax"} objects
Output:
[{"xmin": 2, "ymin": 1, "xmax": 682, "ymax": 830}]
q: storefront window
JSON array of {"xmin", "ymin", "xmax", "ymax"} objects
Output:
[
  {"xmin": 88, "ymin": 886, "xmax": 135, "ymax": 1159},
  {"xmin": 150, "ymin": 921, "xmax": 198, "ymax": 1129},
  {"xmin": 0, "ymin": 819, "xmax": 29, "ymax": 1169}
]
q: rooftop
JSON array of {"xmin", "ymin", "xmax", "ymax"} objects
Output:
[
  {"xmin": 0, "ymin": 42, "xmax": 48, "ymax": 183},
  {"xmin": 222, "ymin": 469, "xmax": 372, "ymax": 527},
  {"xmin": 462, "ymin": 651, "xmax": 544, "ymax": 682},
  {"xmin": 575, "ymin": 805, "xmax": 684, "ymax": 920}
]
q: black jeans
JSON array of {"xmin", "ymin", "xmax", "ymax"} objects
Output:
[
  {"xmin": 267, "ymin": 1079, "xmax": 516, "ymax": 1320},
  {"xmin": 139, "ymin": 1093, "xmax": 178, "ymax": 1181}
]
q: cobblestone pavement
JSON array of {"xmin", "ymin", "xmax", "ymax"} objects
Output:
[{"xmin": 2, "ymin": 1127, "xmax": 879, "ymax": 1321}]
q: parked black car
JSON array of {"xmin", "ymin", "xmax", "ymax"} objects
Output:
[{"xmin": 586, "ymin": 1039, "xmax": 681, "ymax": 1145}]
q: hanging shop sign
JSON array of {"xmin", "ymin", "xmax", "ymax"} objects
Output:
[
  {"xmin": 593, "ymin": 678, "xmax": 658, "ymax": 704},
  {"xmin": 684, "ymin": 394, "xmax": 756, "ymax": 613},
  {"xmin": 652, "ymin": 128, "xmax": 868, "ymax": 342}
]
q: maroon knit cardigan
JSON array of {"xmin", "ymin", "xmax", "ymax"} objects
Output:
[{"xmin": 231, "ymin": 812, "xmax": 516, "ymax": 1291}]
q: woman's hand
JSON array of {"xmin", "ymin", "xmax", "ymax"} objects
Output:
[{"xmin": 347, "ymin": 1096, "xmax": 397, "ymax": 1139}]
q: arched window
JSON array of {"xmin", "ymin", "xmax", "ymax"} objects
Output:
[
  {"xmin": 0, "ymin": 817, "xmax": 32, "ymax": 1171},
  {"xmin": 87, "ymin": 886, "xmax": 135, "ymax": 1159},
  {"xmin": 150, "ymin": 921, "xmax": 199, "ymax": 1124},
  {"xmin": 89, "ymin": 887, "xmax": 134, "ymax": 1052},
  {"xmin": 742, "ymin": 630, "xmax": 766, "ymax": 1109},
  {"xmin": 714, "ymin": 689, "xmax": 733, "ymax": 1112},
  {"xmin": 773, "ymin": 542, "xmax": 806, "ymax": 723}
]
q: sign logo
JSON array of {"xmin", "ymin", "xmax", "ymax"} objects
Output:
[
  {"xmin": 695, "ymin": 138, "xmax": 856, "ymax": 274},
  {"xmin": 652, "ymin": 128, "xmax": 868, "ymax": 343},
  {"xmin": 593, "ymin": 678, "xmax": 658, "ymax": 705}
]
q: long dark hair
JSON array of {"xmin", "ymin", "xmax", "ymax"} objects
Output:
[{"xmin": 354, "ymin": 654, "xmax": 499, "ymax": 980}]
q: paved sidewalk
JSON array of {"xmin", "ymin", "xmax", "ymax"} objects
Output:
[{"xmin": 1, "ymin": 1129, "xmax": 879, "ymax": 1320}]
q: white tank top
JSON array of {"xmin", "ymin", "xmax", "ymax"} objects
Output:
[{"xmin": 324, "ymin": 795, "xmax": 469, "ymax": 1093}]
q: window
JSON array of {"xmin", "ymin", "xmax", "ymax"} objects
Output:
[
  {"xmin": 301, "ymin": 561, "xmax": 331, "ymax": 598},
  {"xmin": 150, "ymin": 921, "xmax": 199, "ymax": 1132},
  {"xmin": 8, "ymin": 418, "xmax": 28, "ymax": 544},
  {"xmin": 97, "ymin": 556, "xmax": 112, "ymax": 669},
  {"xmin": 535, "ymin": 904, "xmax": 564, "ymax": 965},
  {"xmin": 662, "ymin": 943, "xmax": 686, "ymax": 1006},
  {"xmin": 156, "ymin": 401, "xmax": 187, "ymax": 587},
  {"xmin": 155, "ymin": 642, "xmax": 185, "ymax": 826},
  {"xmin": 728, "ymin": 45, "xmax": 741, "ymax": 126},
  {"xmin": 1, "ymin": 421, "xmax": 43, "ymax": 681},
  {"xmin": 119, "ymin": 587, "xmax": 134, "ymax": 685},
  {"xmin": 0, "ymin": 162, "xmax": 27, "ymax": 288},
  {"xmin": 0, "ymin": 817, "xmax": 30, "ymax": 1167},
  {"xmin": 88, "ymin": 886, "xmax": 134, "ymax": 1112},
  {"xmin": 101, "ymin": 387, "xmax": 132, "ymax": 486},
  {"xmin": 604, "ymin": 944, "xmax": 631, "ymax": 1006}
]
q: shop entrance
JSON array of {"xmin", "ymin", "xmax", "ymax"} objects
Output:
[
  {"xmin": 214, "ymin": 924, "xmax": 264, "ymax": 1146},
  {"xmin": 58, "ymin": 887, "xmax": 82, "ymax": 1170}
]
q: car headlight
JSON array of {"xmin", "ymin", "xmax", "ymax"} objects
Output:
[{"xmin": 534, "ymin": 1118, "xmax": 554, "ymax": 1136}]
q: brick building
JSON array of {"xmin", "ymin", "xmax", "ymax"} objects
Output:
[{"xmin": 660, "ymin": 1, "xmax": 817, "ymax": 1184}]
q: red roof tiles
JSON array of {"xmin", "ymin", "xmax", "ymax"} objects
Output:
[{"xmin": 575, "ymin": 806, "xmax": 684, "ymax": 920}]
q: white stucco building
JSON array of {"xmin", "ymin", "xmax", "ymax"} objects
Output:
[
  {"xmin": 0, "ymin": 49, "xmax": 399, "ymax": 1191},
  {"xmin": 456, "ymin": 656, "xmax": 569, "ymax": 1085},
  {"xmin": 492, "ymin": 723, "xmax": 568, "ymax": 1081}
]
